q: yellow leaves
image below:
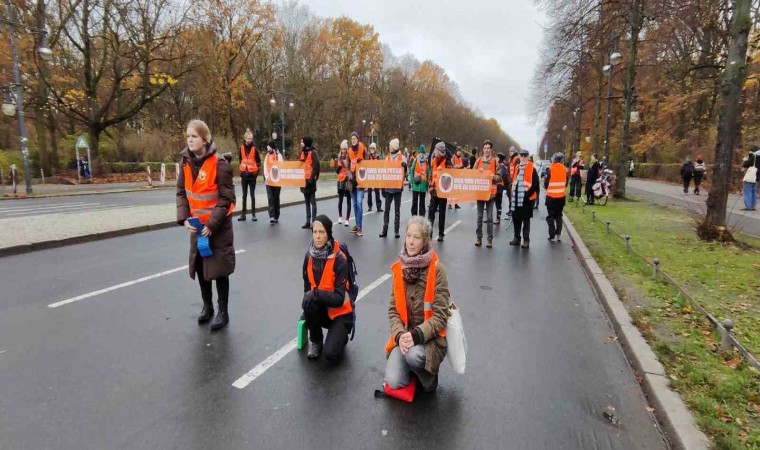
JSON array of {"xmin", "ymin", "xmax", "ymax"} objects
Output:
[{"xmin": 62, "ymin": 89, "xmax": 86, "ymax": 106}]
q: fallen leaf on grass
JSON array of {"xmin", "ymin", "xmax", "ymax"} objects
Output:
[
  {"xmin": 724, "ymin": 357, "xmax": 742, "ymax": 370},
  {"xmin": 681, "ymin": 332, "xmax": 691, "ymax": 338},
  {"xmin": 702, "ymin": 330, "xmax": 712, "ymax": 336},
  {"xmin": 682, "ymin": 306, "xmax": 693, "ymax": 314}
]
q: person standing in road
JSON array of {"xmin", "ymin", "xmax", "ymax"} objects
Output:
[
  {"xmin": 449, "ymin": 147, "xmax": 466, "ymax": 210},
  {"xmin": 300, "ymin": 136, "xmax": 320, "ymax": 229},
  {"xmin": 544, "ymin": 153, "xmax": 568, "ymax": 242},
  {"xmin": 366, "ymin": 143, "xmax": 384, "ymax": 213},
  {"xmin": 302, "ymin": 215, "xmax": 352, "ymax": 361},
  {"xmin": 427, "ymin": 142, "xmax": 450, "ymax": 242},
  {"xmin": 468, "ymin": 150, "xmax": 477, "ymax": 169},
  {"xmin": 263, "ymin": 140, "xmax": 283, "ymax": 224},
  {"xmin": 693, "ymin": 155, "xmax": 706, "ymax": 195},
  {"xmin": 380, "ymin": 138, "xmax": 407, "ymax": 238},
  {"xmin": 348, "ymin": 132, "xmax": 366, "ymax": 236},
  {"xmin": 585, "ymin": 153, "xmax": 601, "ymax": 205},
  {"xmin": 474, "ymin": 140, "xmax": 500, "ymax": 248},
  {"xmin": 680, "ymin": 157, "xmax": 694, "ymax": 194},
  {"xmin": 409, "ymin": 147, "xmax": 430, "ymax": 217},
  {"xmin": 238, "ymin": 129, "xmax": 261, "ymax": 222},
  {"xmin": 384, "ymin": 216, "xmax": 450, "ymax": 393},
  {"xmin": 336, "ymin": 140, "xmax": 352, "ymax": 226},
  {"xmin": 569, "ymin": 151, "xmax": 584, "ymax": 203},
  {"xmin": 507, "ymin": 147, "xmax": 519, "ymax": 217},
  {"xmin": 176, "ymin": 119, "xmax": 236, "ymax": 331},
  {"xmin": 509, "ymin": 149, "xmax": 539, "ymax": 249},
  {"xmin": 741, "ymin": 146, "xmax": 759, "ymax": 211}
]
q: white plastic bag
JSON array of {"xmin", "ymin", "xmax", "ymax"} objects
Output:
[{"xmin": 446, "ymin": 302, "xmax": 467, "ymax": 374}]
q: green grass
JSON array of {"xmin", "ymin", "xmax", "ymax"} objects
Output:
[{"xmin": 566, "ymin": 199, "xmax": 760, "ymax": 449}]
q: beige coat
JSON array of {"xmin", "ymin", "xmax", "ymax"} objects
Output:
[{"xmin": 387, "ymin": 261, "xmax": 450, "ymax": 374}]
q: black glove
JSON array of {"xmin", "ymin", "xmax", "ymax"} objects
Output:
[{"xmin": 301, "ymin": 290, "xmax": 315, "ymax": 310}]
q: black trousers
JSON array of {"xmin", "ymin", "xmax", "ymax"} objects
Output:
[
  {"xmin": 569, "ymin": 177, "xmax": 582, "ymax": 199},
  {"xmin": 266, "ymin": 185, "xmax": 281, "ymax": 220},
  {"xmin": 411, "ymin": 191, "xmax": 427, "ymax": 216},
  {"xmin": 546, "ymin": 201, "xmax": 565, "ymax": 238},
  {"xmin": 196, "ymin": 254, "xmax": 229, "ymax": 310},
  {"xmin": 428, "ymin": 195, "xmax": 447, "ymax": 237},
  {"xmin": 240, "ymin": 174, "xmax": 258, "ymax": 215},
  {"xmin": 495, "ymin": 186, "xmax": 504, "ymax": 214},
  {"xmin": 303, "ymin": 191, "xmax": 317, "ymax": 223},
  {"xmin": 513, "ymin": 216, "xmax": 531, "ymax": 241},
  {"xmin": 683, "ymin": 177, "xmax": 692, "ymax": 192},
  {"xmin": 303, "ymin": 306, "xmax": 351, "ymax": 363},
  {"xmin": 694, "ymin": 173, "xmax": 704, "ymax": 193},
  {"xmin": 338, "ymin": 188, "xmax": 351, "ymax": 219},
  {"xmin": 367, "ymin": 188, "xmax": 383, "ymax": 210},
  {"xmin": 383, "ymin": 191, "xmax": 402, "ymax": 234}
]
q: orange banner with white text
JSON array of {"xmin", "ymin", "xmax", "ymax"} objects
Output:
[
  {"xmin": 266, "ymin": 161, "xmax": 306, "ymax": 187},
  {"xmin": 434, "ymin": 169, "xmax": 492, "ymax": 204},
  {"xmin": 355, "ymin": 160, "xmax": 404, "ymax": 189}
]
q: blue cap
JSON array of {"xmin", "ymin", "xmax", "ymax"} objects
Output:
[{"xmin": 419, "ymin": 144, "xmax": 426, "ymax": 154}]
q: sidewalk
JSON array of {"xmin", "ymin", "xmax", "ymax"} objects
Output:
[{"xmin": 0, "ymin": 185, "xmax": 337, "ymax": 257}]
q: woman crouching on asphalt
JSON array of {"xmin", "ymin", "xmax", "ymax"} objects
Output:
[
  {"xmin": 176, "ymin": 119, "xmax": 236, "ymax": 331},
  {"xmin": 385, "ymin": 216, "xmax": 450, "ymax": 393},
  {"xmin": 302, "ymin": 215, "xmax": 352, "ymax": 362}
]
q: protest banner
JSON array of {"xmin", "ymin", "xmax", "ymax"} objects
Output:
[
  {"xmin": 266, "ymin": 161, "xmax": 306, "ymax": 187},
  {"xmin": 434, "ymin": 169, "xmax": 492, "ymax": 203},
  {"xmin": 356, "ymin": 160, "xmax": 404, "ymax": 189}
]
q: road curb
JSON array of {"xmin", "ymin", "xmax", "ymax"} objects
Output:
[
  {"xmin": 563, "ymin": 216, "xmax": 710, "ymax": 450},
  {"xmin": 1, "ymin": 185, "xmax": 175, "ymax": 200},
  {"xmin": 0, "ymin": 194, "xmax": 339, "ymax": 258}
]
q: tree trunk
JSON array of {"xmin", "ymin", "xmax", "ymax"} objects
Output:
[
  {"xmin": 88, "ymin": 126, "xmax": 100, "ymax": 173},
  {"xmin": 706, "ymin": 0, "xmax": 752, "ymax": 226},
  {"xmin": 614, "ymin": 0, "xmax": 644, "ymax": 199},
  {"xmin": 592, "ymin": 66, "xmax": 603, "ymax": 155}
]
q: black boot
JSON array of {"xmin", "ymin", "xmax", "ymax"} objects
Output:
[
  {"xmin": 307, "ymin": 341, "xmax": 323, "ymax": 359},
  {"xmin": 197, "ymin": 302, "xmax": 214, "ymax": 324},
  {"xmin": 237, "ymin": 215, "xmax": 246, "ymax": 221},
  {"xmin": 210, "ymin": 297, "xmax": 229, "ymax": 331}
]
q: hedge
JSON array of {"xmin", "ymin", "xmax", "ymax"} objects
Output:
[{"xmin": 635, "ymin": 163, "xmax": 745, "ymax": 186}]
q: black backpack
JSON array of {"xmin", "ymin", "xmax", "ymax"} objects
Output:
[{"xmin": 337, "ymin": 240, "xmax": 359, "ymax": 340}]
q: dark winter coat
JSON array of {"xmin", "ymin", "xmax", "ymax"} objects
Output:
[
  {"xmin": 176, "ymin": 142, "xmax": 236, "ymax": 281},
  {"xmin": 512, "ymin": 166, "xmax": 540, "ymax": 220},
  {"xmin": 301, "ymin": 242, "xmax": 349, "ymax": 315},
  {"xmin": 586, "ymin": 161, "xmax": 601, "ymax": 187},
  {"xmin": 239, "ymin": 143, "xmax": 261, "ymax": 179},
  {"xmin": 300, "ymin": 147, "xmax": 320, "ymax": 194},
  {"xmin": 680, "ymin": 161, "xmax": 694, "ymax": 180}
]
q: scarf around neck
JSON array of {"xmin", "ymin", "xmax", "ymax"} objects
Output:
[
  {"xmin": 399, "ymin": 244, "xmax": 433, "ymax": 283},
  {"xmin": 511, "ymin": 163, "xmax": 527, "ymax": 211},
  {"xmin": 309, "ymin": 240, "xmax": 333, "ymax": 260}
]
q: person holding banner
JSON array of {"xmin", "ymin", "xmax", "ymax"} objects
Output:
[
  {"xmin": 409, "ymin": 147, "xmax": 430, "ymax": 217},
  {"xmin": 366, "ymin": 143, "xmax": 383, "ymax": 212},
  {"xmin": 448, "ymin": 147, "xmax": 465, "ymax": 210},
  {"xmin": 544, "ymin": 152, "xmax": 568, "ymax": 242},
  {"xmin": 385, "ymin": 216, "xmax": 450, "ymax": 393},
  {"xmin": 263, "ymin": 140, "xmax": 283, "ymax": 224},
  {"xmin": 176, "ymin": 119, "xmax": 236, "ymax": 331},
  {"xmin": 427, "ymin": 142, "xmax": 450, "ymax": 242},
  {"xmin": 336, "ymin": 140, "xmax": 352, "ymax": 226},
  {"xmin": 238, "ymin": 129, "xmax": 261, "ymax": 222},
  {"xmin": 300, "ymin": 136, "xmax": 320, "ymax": 229},
  {"xmin": 380, "ymin": 138, "xmax": 407, "ymax": 238},
  {"xmin": 474, "ymin": 140, "xmax": 501, "ymax": 248},
  {"xmin": 348, "ymin": 132, "xmax": 366, "ymax": 236},
  {"xmin": 509, "ymin": 149, "xmax": 540, "ymax": 249}
]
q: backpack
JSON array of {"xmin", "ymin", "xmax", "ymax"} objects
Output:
[{"xmin": 336, "ymin": 240, "xmax": 359, "ymax": 341}]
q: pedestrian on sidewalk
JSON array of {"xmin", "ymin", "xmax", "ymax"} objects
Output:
[
  {"xmin": 380, "ymin": 138, "xmax": 407, "ymax": 238},
  {"xmin": 680, "ymin": 157, "xmax": 694, "ymax": 194},
  {"xmin": 409, "ymin": 146, "xmax": 430, "ymax": 217},
  {"xmin": 448, "ymin": 147, "xmax": 465, "ymax": 210},
  {"xmin": 177, "ymin": 119, "xmax": 236, "ymax": 331},
  {"xmin": 385, "ymin": 216, "xmax": 450, "ymax": 393},
  {"xmin": 427, "ymin": 141, "xmax": 450, "ymax": 242},
  {"xmin": 569, "ymin": 151, "xmax": 584, "ymax": 203},
  {"xmin": 474, "ymin": 140, "xmax": 500, "ymax": 248},
  {"xmin": 494, "ymin": 152, "xmax": 508, "ymax": 222},
  {"xmin": 300, "ymin": 136, "xmax": 320, "ymax": 229},
  {"xmin": 545, "ymin": 153, "xmax": 568, "ymax": 242},
  {"xmin": 741, "ymin": 146, "xmax": 759, "ymax": 211},
  {"xmin": 238, "ymin": 129, "xmax": 261, "ymax": 222},
  {"xmin": 585, "ymin": 153, "xmax": 600, "ymax": 205},
  {"xmin": 336, "ymin": 140, "xmax": 352, "ymax": 227},
  {"xmin": 302, "ymin": 215, "xmax": 352, "ymax": 361},
  {"xmin": 509, "ymin": 149, "xmax": 539, "ymax": 248},
  {"xmin": 263, "ymin": 140, "xmax": 283, "ymax": 224},
  {"xmin": 348, "ymin": 132, "xmax": 366, "ymax": 236},
  {"xmin": 367, "ymin": 143, "xmax": 383, "ymax": 213},
  {"xmin": 693, "ymin": 155, "xmax": 706, "ymax": 195}
]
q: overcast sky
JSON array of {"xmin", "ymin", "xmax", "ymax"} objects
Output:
[{"xmin": 301, "ymin": 0, "xmax": 547, "ymax": 149}]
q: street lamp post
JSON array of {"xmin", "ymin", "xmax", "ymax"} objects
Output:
[{"xmin": 270, "ymin": 77, "xmax": 294, "ymax": 157}]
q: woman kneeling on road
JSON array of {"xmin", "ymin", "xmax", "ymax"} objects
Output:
[
  {"xmin": 385, "ymin": 216, "xmax": 450, "ymax": 393},
  {"xmin": 302, "ymin": 215, "xmax": 353, "ymax": 362}
]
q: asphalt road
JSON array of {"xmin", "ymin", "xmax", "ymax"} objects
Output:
[{"xmin": 0, "ymin": 191, "xmax": 668, "ymax": 450}]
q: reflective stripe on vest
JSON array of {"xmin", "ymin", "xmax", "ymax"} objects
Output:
[
  {"xmin": 306, "ymin": 240, "xmax": 352, "ymax": 320},
  {"xmin": 385, "ymin": 252, "xmax": 446, "ymax": 354},
  {"xmin": 546, "ymin": 163, "xmax": 568, "ymax": 198},
  {"xmin": 301, "ymin": 151, "xmax": 314, "ymax": 180},
  {"xmin": 240, "ymin": 145, "xmax": 259, "ymax": 174},
  {"xmin": 477, "ymin": 157, "xmax": 497, "ymax": 195},
  {"xmin": 414, "ymin": 159, "xmax": 428, "ymax": 182},
  {"xmin": 183, "ymin": 156, "xmax": 234, "ymax": 224}
]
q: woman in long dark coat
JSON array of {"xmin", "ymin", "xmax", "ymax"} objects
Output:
[
  {"xmin": 177, "ymin": 119, "xmax": 236, "ymax": 331},
  {"xmin": 585, "ymin": 153, "xmax": 601, "ymax": 205}
]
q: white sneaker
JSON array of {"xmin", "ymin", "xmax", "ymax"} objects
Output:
[
  {"xmin": 337, "ymin": 218, "xmax": 343, "ymax": 225},
  {"xmin": 344, "ymin": 219, "xmax": 350, "ymax": 227}
]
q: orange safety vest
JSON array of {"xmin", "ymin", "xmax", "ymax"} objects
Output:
[
  {"xmin": 430, "ymin": 158, "xmax": 447, "ymax": 188},
  {"xmin": 385, "ymin": 252, "xmax": 446, "ymax": 354},
  {"xmin": 240, "ymin": 145, "xmax": 259, "ymax": 174},
  {"xmin": 515, "ymin": 161, "xmax": 538, "ymax": 201},
  {"xmin": 476, "ymin": 157, "xmax": 498, "ymax": 195},
  {"xmin": 306, "ymin": 240, "xmax": 353, "ymax": 320},
  {"xmin": 570, "ymin": 159, "xmax": 584, "ymax": 177},
  {"xmin": 510, "ymin": 159, "xmax": 520, "ymax": 183},
  {"xmin": 183, "ymin": 156, "xmax": 235, "ymax": 224},
  {"xmin": 349, "ymin": 144, "xmax": 365, "ymax": 173},
  {"xmin": 265, "ymin": 152, "xmax": 279, "ymax": 179},
  {"xmin": 546, "ymin": 163, "xmax": 568, "ymax": 199},
  {"xmin": 301, "ymin": 150, "xmax": 314, "ymax": 180},
  {"xmin": 452, "ymin": 155, "xmax": 463, "ymax": 168},
  {"xmin": 337, "ymin": 156, "xmax": 348, "ymax": 182},
  {"xmin": 414, "ymin": 159, "xmax": 429, "ymax": 182}
]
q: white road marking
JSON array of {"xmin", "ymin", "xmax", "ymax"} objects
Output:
[
  {"xmin": 0, "ymin": 202, "xmax": 99, "ymax": 214},
  {"xmin": 232, "ymin": 273, "xmax": 392, "ymax": 389},
  {"xmin": 444, "ymin": 220, "xmax": 462, "ymax": 235},
  {"xmin": 331, "ymin": 199, "xmax": 412, "ymax": 224},
  {"xmin": 3, "ymin": 204, "xmax": 120, "ymax": 217},
  {"xmin": 48, "ymin": 249, "xmax": 247, "ymax": 308}
]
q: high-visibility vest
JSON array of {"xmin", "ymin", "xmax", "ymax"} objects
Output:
[
  {"xmin": 452, "ymin": 155, "xmax": 463, "ymax": 168},
  {"xmin": 264, "ymin": 152, "xmax": 278, "ymax": 179},
  {"xmin": 306, "ymin": 240, "xmax": 353, "ymax": 320},
  {"xmin": 385, "ymin": 251, "xmax": 446, "ymax": 353},
  {"xmin": 510, "ymin": 159, "xmax": 520, "ymax": 182},
  {"xmin": 414, "ymin": 159, "xmax": 428, "ymax": 182},
  {"xmin": 240, "ymin": 145, "xmax": 259, "ymax": 174},
  {"xmin": 430, "ymin": 158, "xmax": 447, "ymax": 188},
  {"xmin": 515, "ymin": 161, "xmax": 538, "ymax": 201},
  {"xmin": 349, "ymin": 144, "xmax": 365, "ymax": 173},
  {"xmin": 183, "ymin": 155, "xmax": 235, "ymax": 224},
  {"xmin": 337, "ymin": 156, "xmax": 348, "ymax": 182},
  {"xmin": 476, "ymin": 157, "xmax": 498, "ymax": 195},
  {"xmin": 301, "ymin": 150, "xmax": 314, "ymax": 180},
  {"xmin": 546, "ymin": 163, "xmax": 568, "ymax": 199},
  {"xmin": 570, "ymin": 159, "xmax": 584, "ymax": 177}
]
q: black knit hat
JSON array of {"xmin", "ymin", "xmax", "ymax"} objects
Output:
[
  {"xmin": 302, "ymin": 136, "xmax": 313, "ymax": 148},
  {"xmin": 313, "ymin": 215, "xmax": 333, "ymax": 241}
]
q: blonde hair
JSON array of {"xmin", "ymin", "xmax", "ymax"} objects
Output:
[
  {"xmin": 187, "ymin": 120, "xmax": 211, "ymax": 143},
  {"xmin": 405, "ymin": 216, "xmax": 432, "ymax": 249}
]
